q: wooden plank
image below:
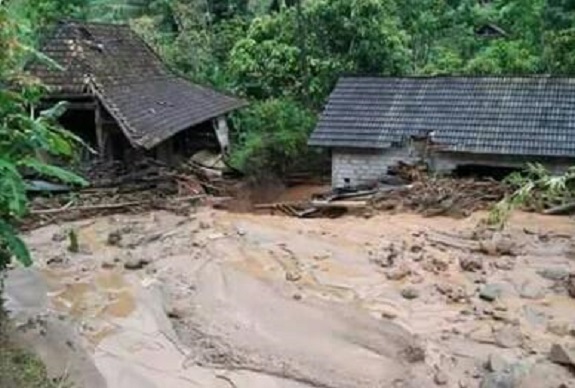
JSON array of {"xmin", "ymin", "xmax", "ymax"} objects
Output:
[{"xmin": 310, "ymin": 200, "xmax": 367, "ymax": 209}]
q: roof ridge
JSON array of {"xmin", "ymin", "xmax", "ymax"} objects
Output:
[{"xmin": 59, "ymin": 19, "xmax": 130, "ymax": 28}]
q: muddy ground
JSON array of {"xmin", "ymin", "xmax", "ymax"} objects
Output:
[{"xmin": 4, "ymin": 209, "xmax": 575, "ymax": 387}]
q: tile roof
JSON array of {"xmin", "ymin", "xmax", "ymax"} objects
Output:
[
  {"xmin": 309, "ymin": 76, "xmax": 575, "ymax": 157},
  {"xmin": 29, "ymin": 21, "xmax": 246, "ymax": 149}
]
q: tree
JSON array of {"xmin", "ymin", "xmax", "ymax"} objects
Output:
[
  {"xmin": 0, "ymin": 2, "xmax": 86, "ymax": 270},
  {"xmin": 229, "ymin": 98, "xmax": 317, "ymax": 177}
]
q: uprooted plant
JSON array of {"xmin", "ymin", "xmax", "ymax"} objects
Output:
[{"xmin": 488, "ymin": 163, "xmax": 575, "ymax": 227}]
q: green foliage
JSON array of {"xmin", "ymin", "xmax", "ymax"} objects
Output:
[
  {"xmin": 10, "ymin": 0, "xmax": 575, "ymax": 180},
  {"xmin": 229, "ymin": 99, "xmax": 317, "ymax": 176},
  {"xmin": 0, "ymin": 4, "xmax": 86, "ymax": 270},
  {"xmin": 488, "ymin": 164, "xmax": 575, "ymax": 227}
]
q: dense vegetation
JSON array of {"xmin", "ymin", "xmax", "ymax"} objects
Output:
[
  {"xmin": 7, "ymin": 0, "xmax": 575, "ymax": 176},
  {"xmin": 0, "ymin": 2, "xmax": 86, "ymax": 270}
]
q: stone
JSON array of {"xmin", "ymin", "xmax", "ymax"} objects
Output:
[
  {"xmin": 101, "ymin": 260, "xmax": 116, "ymax": 269},
  {"xmin": 123, "ymin": 258, "xmax": 150, "ymax": 270},
  {"xmin": 460, "ymin": 256, "xmax": 483, "ymax": 272},
  {"xmin": 486, "ymin": 354, "xmax": 511, "ymax": 373},
  {"xmin": 412, "ymin": 253, "xmax": 424, "ymax": 262},
  {"xmin": 522, "ymin": 306, "xmax": 548, "ymax": 327},
  {"xmin": 549, "ymin": 343, "xmax": 575, "ymax": 366},
  {"xmin": 567, "ymin": 274, "xmax": 575, "ymax": 298},
  {"xmin": 480, "ymin": 362, "xmax": 530, "ymax": 388},
  {"xmin": 410, "ymin": 272, "xmax": 425, "ymax": 284},
  {"xmin": 199, "ymin": 221, "xmax": 211, "ymax": 229},
  {"xmin": 494, "ymin": 257, "xmax": 515, "ymax": 271},
  {"xmin": 480, "ymin": 233, "xmax": 517, "ymax": 256},
  {"xmin": 401, "ymin": 287, "xmax": 420, "ymax": 300},
  {"xmin": 432, "ymin": 257, "xmax": 450, "ymax": 272},
  {"xmin": 386, "ymin": 264, "xmax": 411, "ymax": 281},
  {"xmin": 548, "ymin": 320, "xmax": 571, "ymax": 337},
  {"xmin": 381, "ymin": 310, "xmax": 398, "ymax": 320},
  {"xmin": 285, "ymin": 271, "xmax": 302, "ymax": 282},
  {"xmin": 480, "ymin": 284, "xmax": 502, "ymax": 302},
  {"xmin": 479, "ymin": 371, "xmax": 515, "ymax": 388},
  {"xmin": 292, "ymin": 293, "xmax": 302, "ymax": 301},
  {"xmin": 401, "ymin": 343, "xmax": 426, "ymax": 363},
  {"xmin": 51, "ymin": 230, "xmax": 67, "ymax": 242},
  {"xmin": 537, "ymin": 268, "xmax": 570, "ymax": 281},
  {"xmin": 434, "ymin": 370, "xmax": 448, "ymax": 385},
  {"xmin": 410, "ymin": 244, "xmax": 423, "ymax": 253},
  {"xmin": 107, "ymin": 231, "xmax": 122, "ymax": 246},
  {"xmin": 519, "ymin": 281, "xmax": 546, "ymax": 300},
  {"xmin": 469, "ymin": 325, "xmax": 496, "ymax": 345},
  {"xmin": 494, "ymin": 326, "xmax": 523, "ymax": 349},
  {"xmin": 46, "ymin": 255, "xmax": 65, "ymax": 266}
]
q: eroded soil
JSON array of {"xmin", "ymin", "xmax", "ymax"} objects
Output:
[{"xmin": 5, "ymin": 210, "xmax": 575, "ymax": 387}]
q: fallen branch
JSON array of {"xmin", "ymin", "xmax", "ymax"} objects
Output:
[{"xmin": 544, "ymin": 202, "xmax": 575, "ymax": 215}]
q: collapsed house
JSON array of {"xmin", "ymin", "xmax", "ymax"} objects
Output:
[
  {"xmin": 309, "ymin": 76, "xmax": 575, "ymax": 188},
  {"xmin": 28, "ymin": 21, "xmax": 246, "ymax": 165}
]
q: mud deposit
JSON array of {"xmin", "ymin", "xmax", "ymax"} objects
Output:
[{"xmin": 5, "ymin": 210, "xmax": 575, "ymax": 387}]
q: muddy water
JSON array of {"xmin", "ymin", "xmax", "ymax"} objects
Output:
[{"xmin": 7, "ymin": 210, "xmax": 575, "ymax": 388}]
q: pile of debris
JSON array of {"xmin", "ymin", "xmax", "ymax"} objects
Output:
[
  {"xmin": 255, "ymin": 163, "xmax": 508, "ymax": 219},
  {"xmin": 23, "ymin": 156, "xmax": 238, "ymax": 229},
  {"xmin": 372, "ymin": 177, "xmax": 507, "ymax": 218}
]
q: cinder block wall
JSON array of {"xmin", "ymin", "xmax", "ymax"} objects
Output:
[
  {"xmin": 332, "ymin": 147, "xmax": 416, "ymax": 188},
  {"xmin": 331, "ymin": 147, "xmax": 575, "ymax": 188}
]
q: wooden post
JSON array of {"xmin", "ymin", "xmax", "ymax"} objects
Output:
[{"xmin": 94, "ymin": 102, "xmax": 105, "ymax": 159}]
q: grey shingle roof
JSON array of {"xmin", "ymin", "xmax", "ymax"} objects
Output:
[
  {"xmin": 29, "ymin": 21, "xmax": 246, "ymax": 149},
  {"xmin": 309, "ymin": 76, "xmax": 575, "ymax": 157}
]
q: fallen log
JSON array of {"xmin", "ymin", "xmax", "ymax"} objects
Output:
[{"xmin": 31, "ymin": 195, "xmax": 205, "ymax": 215}]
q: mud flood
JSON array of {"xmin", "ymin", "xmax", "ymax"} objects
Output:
[{"xmin": 4, "ymin": 210, "xmax": 575, "ymax": 387}]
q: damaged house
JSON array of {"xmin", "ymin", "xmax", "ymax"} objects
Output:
[
  {"xmin": 28, "ymin": 21, "xmax": 246, "ymax": 165},
  {"xmin": 309, "ymin": 76, "xmax": 575, "ymax": 188}
]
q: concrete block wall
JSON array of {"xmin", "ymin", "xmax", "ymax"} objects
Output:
[
  {"xmin": 332, "ymin": 147, "xmax": 417, "ymax": 188},
  {"xmin": 331, "ymin": 147, "xmax": 575, "ymax": 188}
]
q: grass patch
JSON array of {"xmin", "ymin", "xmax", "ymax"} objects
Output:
[{"xmin": 0, "ymin": 309, "xmax": 63, "ymax": 388}]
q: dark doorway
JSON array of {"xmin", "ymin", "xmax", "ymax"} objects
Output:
[{"xmin": 454, "ymin": 164, "xmax": 520, "ymax": 180}]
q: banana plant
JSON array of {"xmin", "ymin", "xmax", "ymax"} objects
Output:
[{"xmin": 0, "ymin": 4, "xmax": 87, "ymax": 270}]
